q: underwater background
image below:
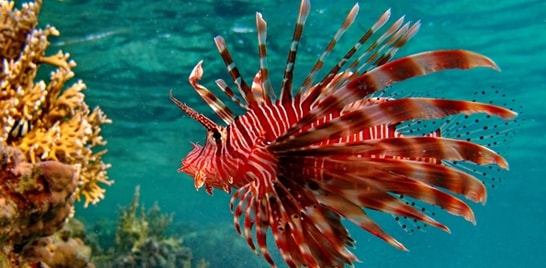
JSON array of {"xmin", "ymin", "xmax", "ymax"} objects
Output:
[{"xmin": 36, "ymin": 0, "xmax": 544, "ymax": 267}]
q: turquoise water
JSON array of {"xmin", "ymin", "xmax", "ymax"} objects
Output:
[{"xmin": 38, "ymin": 0, "xmax": 544, "ymax": 267}]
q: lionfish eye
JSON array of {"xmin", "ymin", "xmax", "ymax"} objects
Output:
[{"xmin": 211, "ymin": 129, "xmax": 222, "ymax": 142}]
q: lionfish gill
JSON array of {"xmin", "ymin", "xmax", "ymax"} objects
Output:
[{"xmin": 170, "ymin": 0, "xmax": 517, "ymax": 267}]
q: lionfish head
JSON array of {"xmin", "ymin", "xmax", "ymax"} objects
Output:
[{"xmin": 169, "ymin": 90, "xmax": 228, "ymax": 194}]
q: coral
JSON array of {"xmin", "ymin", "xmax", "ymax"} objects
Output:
[
  {"xmin": 0, "ymin": 0, "xmax": 112, "ymax": 207},
  {"xmin": 0, "ymin": 144, "xmax": 77, "ymax": 258},
  {"xmin": 115, "ymin": 186, "xmax": 175, "ymax": 253},
  {"xmin": 113, "ymin": 237, "xmax": 192, "ymax": 268},
  {"xmin": 178, "ymin": 224, "xmax": 267, "ymax": 268},
  {"xmin": 90, "ymin": 186, "xmax": 208, "ymax": 268}
]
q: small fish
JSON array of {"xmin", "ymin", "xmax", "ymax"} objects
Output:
[
  {"xmin": 8, "ymin": 118, "xmax": 32, "ymax": 141},
  {"xmin": 231, "ymin": 24, "xmax": 256, "ymax": 34},
  {"xmin": 170, "ymin": 0, "xmax": 516, "ymax": 267},
  {"xmin": 51, "ymin": 29, "xmax": 125, "ymax": 47}
]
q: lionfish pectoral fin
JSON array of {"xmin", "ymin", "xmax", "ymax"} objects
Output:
[
  {"xmin": 205, "ymin": 184, "xmax": 214, "ymax": 195},
  {"xmin": 370, "ymin": 158, "xmax": 488, "ymax": 205},
  {"xmin": 272, "ymin": 98, "xmax": 516, "ymax": 153},
  {"xmin": 317, "ymin": 168, "xmax": 454, "ymax": 230},
  {"xmin": 230, "ymin": 185, "xmax": 252, "ymax": 235},
  {"xmin": 194, "ymin": 170, "xmax": 206, "ymax": 190},
  {"xmin": 372, "ymin": 174, "xmax": 478, "ymax": 224},
  {"xmin": 230, "ymin": 163, "xmax": 362, "ymax": 267},
  {"xmin": 316, "ymin": 188, "xmax": 408, "ymax": 251}
]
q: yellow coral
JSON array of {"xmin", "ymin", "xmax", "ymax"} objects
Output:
[{"xmin": 0, "ymin": 0, "xmax": 112, "ymax": 207}]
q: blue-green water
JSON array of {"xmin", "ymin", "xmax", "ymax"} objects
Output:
[{"xmin": 37, "ymin": 0, "xmax": 544, "ymax": 267}]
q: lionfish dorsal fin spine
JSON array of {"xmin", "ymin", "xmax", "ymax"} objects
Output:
[
  {"xmin": 351, "ymin": 18, "xmax": 411, "ymax": 73},
  {"xmin": 302, "ymin": 9, "xmax": 392, "ymax": 107},
  {"xmin": 255, "ymin": 12, "xmax": 275, "ymax": 101},
  {"xmin": 349, "ymin": 13, "xmax": 403, "ymax": 71},
  {"xmin": 279, "ymin": 0, "xmax": 311, "ymax": 104},
  {"xmin": 215, "ymin": 78, "xmax": 249, "ymax": 110},
  {"xmin": 370, "ymin": 21, "xmax": 421, "ymax": 68},
  {"xmin": 214, "ymin": 36, "xmax": 258, "ymax": 109},
  {"xmin": 298, "ymin": 3, "xmax": 359, "ymax": 95},
  {"xmin": 250, "ymin": 69, "xmax": 267, "ymax": 104},
  {"xmin": 189, "ymin": 60, "xmax": 235, "ymax": 125}
]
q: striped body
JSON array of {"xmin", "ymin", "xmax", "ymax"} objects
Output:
[{"xmin": 170, "ymin": 1, "xmax": 516, "ymax": 267}]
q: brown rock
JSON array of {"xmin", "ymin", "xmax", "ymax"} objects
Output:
[{"xmin": 0, "ymin": 144, "xmax": 77, "ymax": 248}]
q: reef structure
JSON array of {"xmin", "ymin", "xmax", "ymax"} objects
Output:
[
  {"xmin": 0, "ymin": 144, "xmax": 78, "ymax": 266},
  {"xmin": 1, "ymin": 0, "xmax": 111, "ymax": 266},
  {"xmin": 20, "ymin": 218, "xmax": 93, "ymax": 268},
  {"xmin": 0, "ymin": 0, "xmax": 112, "ymax": 206}
]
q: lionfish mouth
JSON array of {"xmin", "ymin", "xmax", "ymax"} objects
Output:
[{"xmin": 170, "ymin": 0, "xmax": 517, "ymax": 267}]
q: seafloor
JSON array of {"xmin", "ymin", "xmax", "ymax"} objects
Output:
[{"xmin": 33, "ymin": 0, "xmax": 545, "ymax": 267}]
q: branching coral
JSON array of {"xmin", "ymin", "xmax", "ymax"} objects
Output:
[
  {"xmin": 115, "ymin": 186, "xmax": 176, "ymax": 255},
  {"xmin": 0, "ymin": 0, "xmax": 112, "ymax": 207}
]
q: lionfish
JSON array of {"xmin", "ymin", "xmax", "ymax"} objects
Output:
[{"xmin": 170, "ymin": 0, "xmax": 516, "ymax": 267}]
